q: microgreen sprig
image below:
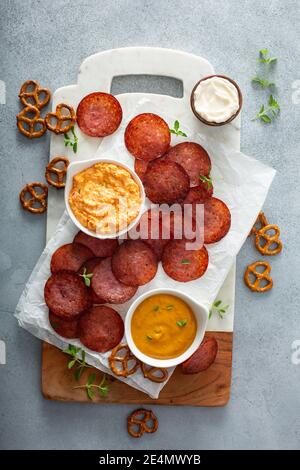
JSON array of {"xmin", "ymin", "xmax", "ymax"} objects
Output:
[
  {"xmin": 73, "ymin": 373, "xmax": 109, "ymax": 400},
  {"xmin": 79, "ymin": 267, "xmax": 93, "ymax": 287},
  {"xmin": 257, "ymin": 49, "xmax": 277, "ymax": 65},
  {"xmin": 177, "ymin": 319, "xmax": 187, "ymax": 327},
  {"xmin": 169, "ymin": 120, "xmax": 187, "ymax": 137},
  {"xmin": 181, "ymin": 259, "xmax": 190, "ymax": 265},
  {"xmin": 252, "ymin": 94, "xmax": 280, "ymax": 123},
  {"xmin": 64, "ymin": 344, "xmax": 92, "ymax": 381},
  {"xmin": 209, "ymin": 300, "xmax": 230, "ymax": 320},
  {"xmin": 64, "ymin": 126, "xmax": 78, "ymax": 154},
  {"xmin": 199, "ymin": 174, "xmax": 213, "ymax": 189}
]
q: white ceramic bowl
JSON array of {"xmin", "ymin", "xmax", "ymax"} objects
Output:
[
  {"xmin": 125, "ymin": 288, "xmax": 208, "ymax": 368},
  {"xmin": 65, "ymin": 158, "xmax": 145, "ymax": 239}
]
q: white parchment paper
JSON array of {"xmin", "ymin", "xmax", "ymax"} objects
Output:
[{"xmin": 15, "ymin": 106, "xmax": 276, "ymax": 399}]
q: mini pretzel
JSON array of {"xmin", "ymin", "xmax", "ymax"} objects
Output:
[
  {"xmin": 108, "ymin": 344, "xmax": 140, "ymax": 377},
  {"xmin": 45, "ymin": 103, "xmax": 76, "ymax": 134},
  {"xmin": 19, "ymin": 182, "xmax": 48, "ymax": 214},
  {"xmin": 45, "ymin": 156, "xmax": 69, "ymax": 189},
  {"xmin": 249, "ymin": 211, "xmax": 268, "ymax": 236},
  {"xmin": 141, "ymin": 363, "xmax": 169, "ymax": 383},
  {"xmin": 255, "ymin": 224, "xmax": 283, "ymax": 256},
  {"xmin": 127, "ymin": 408, "xmax": 158, "ymax": 438},
  {"xmin": 18, "ymin": 80, "xmax": 51, "ymax": 109},
  {"xmin": 16, "ymin": 105, "xmax": 47, "ymax": 139},
  {"xmin": 244, "ymin": 261, "xmax": 273, "ymax": 293}
]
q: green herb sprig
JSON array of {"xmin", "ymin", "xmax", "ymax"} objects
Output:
[
  {"xmin": 79, "ymin": 267, "xmax": 93, "ymax": 287},
  {"xmin": 257, "ymin": 49, "xmax": 277, "ymax": 65},
  {"xmin": 64, "ymin": 344, "xmax": 92, "ymax": 381},
  {"xmin": 177, "ymin": 319, "xmax": 187, "ymax": 327},
  {"xmin": 169, "ymin": 120, "xmax": 187, "ymax": 137},
  {"xmin": 181, "ymin": 259, "xmax": 190, "ymax": 265},
  {"xmin": 252, "ymin": 94, "xmax": 280, "ymax": 123},
  {"xmin": 73, "ymin": 373, "xmax": 109, "ymax": 400},
  {"xmin": 64, "ymin": 126, "xmax": 78, "ymax": 154},
  {"xmin": 209, "ymin": 300, "xmax": 230, "ymax": 320},
  {"xmin": 199, "ymin": 174, "xmax": 213, "ymax": 189},
  {"xmin": 252, "ymin": 49, "xmax": 277, "ymax": 89}
]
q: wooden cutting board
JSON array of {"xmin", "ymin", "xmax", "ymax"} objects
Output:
[{"xmin": 42, "ymin": 331, "xmax": 232, "ymax": 406}]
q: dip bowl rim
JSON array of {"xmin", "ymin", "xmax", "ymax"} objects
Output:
[
  {"xmin": 65, "ymin": 157, "xmax": 146, "ymax": 239},
  {"xmin": 125, "ymin": 287, "xmax": 208, "ymax": 368}
]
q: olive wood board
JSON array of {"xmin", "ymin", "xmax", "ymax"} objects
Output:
[{"xmin": 42, "ymin": 331, "xmax": 233, "ymax": 407}]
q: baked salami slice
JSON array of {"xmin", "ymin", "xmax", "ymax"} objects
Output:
[
  {"xmin": 125, "ymin": 113, "xmax": 171, "ymax": 161},
  {"xmin": 76, "ymin": 92, "xmax": 122, "ymax": 137},
  {"xmin": 111, "ymin": 240, "xmax": 158, "ymax": 286},
  {"xmin": 134, "ymin": 158, "xmax": 148, "ymax": 182},
  {"xmin": 144, "ymin": 158, "xmax": 190, "ymax": 204},
  {"xmin": 78, "ymin": 258, "xmax": 105, "ymax": 304},
  {"xmin": 131, "ymin": 209, "xmax": 169, "ymax": 260},
  {"xmin": 50, "ymin": 243, "xmax": 93, "ymax": 274},
  {"xmin": 73, "ymin": 231, "xmax": 118, "ymax": 258},
  {"xmin": 91, "ymin": 257, "xmax": 137, "ymax": 304},
  {"xmin": 183, "ymin": 181, "xmax": 213, "ymax": 206},
  {"xmin": 44, "ymin": 271, "xmax": 92, "ymax": 319},
  {"xmin": 164, "ymin": 142, "xmax": 211, "ymax": 186},
  {"xmin": 162, "ymin": 238, "xmax": 209, "ymax": 282},
  {"xmin": 78, "ymin": 306, "xmax": 124, "ymax": 353},
  {"xmin": 204, "ymin": 197, "xmax": 231, "ymax": 244},
  {"xmin": 49, "ymin": 311, "xmax": 80, "ymax": 339},
  {"xmin": 182, "ymin": 337, "xmax": 218, "ymax": 374}
]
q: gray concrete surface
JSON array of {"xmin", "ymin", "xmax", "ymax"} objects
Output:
[{"xmin": 0, "ymin": 0, "xmax": 300, "ymax": 450}]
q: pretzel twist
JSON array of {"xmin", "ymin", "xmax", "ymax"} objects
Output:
[
  {"xmin": 127, "ymin": 408, "xmax": 158, "ymax": 438},
  {"xmin": 16, "ymin": 105, "xmax": 47, "ymax": 139},
  {"xmin": 249, "ymin": 211, "xmax": 268, "ymax": 236},
  {"xmin": 45, "ymin": 156, "xmax": 69, "ymax": 189},
  {"xmin": 45, "ymin": 103, "xmax": 76, "ymax": 134},
  {"xmin": 18, "ymin": 80, "xmax": 51, "ymax": 109},
  {"xmin": 141, "ymin": 363, "xmax": 169, "ymax": 383},
  {"xmin": 255, "ymin": 224, "xmax": 283, "ymax": 256},
  {"xmin": 244, "ymin": 261, "xmax": 273, "ymax": 292},
  {"xmin": 19, "ymin": 182, "xmax": 48, "ymax": 214},
  {"xmin": 108, "ymin": 344, "xmax": 140, "ymax": 377}
]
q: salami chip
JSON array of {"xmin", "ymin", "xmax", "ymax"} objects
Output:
[
  {"xmin": 162, "ymin": 238, "xmax": 209, "ymax": 282},
  {"xmin": 125, "ymin": 113, "xmax": 171, "ymax": 161},
  {"xmin": 49, "ymin": 311, "xmax": 79, "ymax": 339},
  {"xmin": 134, "ymin": 159, "xmax": 148, "ymax": 182},
  {"xmin": 204, "ymin": 197, "xmax": 231, "ymax": 244},
  {"xmin": 78, "ymin": 305, "xmax": 124, "ymax": 353},
  {"xmin": 112, "ymin": 240, "xmax": 158, "ymax": 286},
  {"xmin": 78, "ymin": 258, "xmax": 105, "ymax": 304},
  {"xmin": 50, "ymin": 243, "xmax": 93, "ymax": 274},
  {"xmin": 144, "ymin": 159, "xmax": 190, "ymax": 204},
  {"xmin": 183, "ymin": 181, "xmax": 213, "ymax": 206},
  {"xmin": 44, "ymin": 271, "xmax": 92, "ymax": 319},
  {"xmin": 74, "ymin": 231, "xmax": 118, "ymax": 258},
  {"xmin": 182, "ymin": 337, "xmax": 218, "ymax": 374},
  {"xmin": 132, "ymin": 209, "xmax": 169, "ymax": 260},
  {"xmin": 164, "ymin": 142, "xmax": 211, "ymax": 186},
  {"xmin": 91, "ymin": 257, "xmax": 137, "ymax": 304},
  {"xmin": 77, "ymin": 92, "xmax": 122, "ymax": 137}
]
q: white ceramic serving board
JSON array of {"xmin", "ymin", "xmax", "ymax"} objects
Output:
[{"xmin": 47, "ymin": 47, "xmax": 239, "ymax": 333}]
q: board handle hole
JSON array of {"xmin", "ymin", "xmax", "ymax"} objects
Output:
[{"xmin": 111, "ymin": 75, "xmax": 183, "ymax": 98}]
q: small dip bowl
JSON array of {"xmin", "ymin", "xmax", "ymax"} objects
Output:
[
  {"xmin": 65, "ymin": 158, "xmax": 145, "ymax": 239},
  {"xmin": 190, "ymin": 74, "xmax": 243, "ymax": 126},
  {"xmin": 125, "ymin": 288, "xmax": 208, "ymax": 368}
]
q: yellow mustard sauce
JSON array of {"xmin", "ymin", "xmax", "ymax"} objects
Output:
[{"xmin": 131, "ymin": 294, "xmax": 197, "ymax": 359}]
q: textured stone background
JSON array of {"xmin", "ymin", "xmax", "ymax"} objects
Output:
[{"xmin": 0, "ymin": 0, "xmax": 299, "ymax": 450}]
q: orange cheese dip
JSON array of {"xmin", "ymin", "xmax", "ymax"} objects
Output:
[{"xmin": 131, "ymin": 294, "xmax": 197, "ymax": 359}]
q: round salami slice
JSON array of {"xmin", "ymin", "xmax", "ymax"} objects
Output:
[
  {"xmin": 162, "ymin": 238, "xmax": 209, "ymax": 282},
  {"xmin": 78, "ymin": 258, "xmax": 105, "ymax": 304},
  {"xmin": 73, "ymin": 231, "xmax": 118, "ymax": 258},
  {"xmin": 44, "ymin": 271, "xmax": 92, "ymax": 319},
  {"xmin": 49, "ymin": 311, "xmax": 80, "ymax": 339},
  {"xmin": 204, "ymin": 197, "xmax": 231, "ymax": 244},
  {"xmin": 183, "ymin": 181, "xmax": 213, "ymax": 206},
  {"xmin": 134, "ymin": 158, "xmax": 148, "ymax": 182},
  {"xmin": 50, "ymin": 243, "xmax": 93, "ymax": 274},
  {"xmin": 112, "ymin": 240, "xmax": 158, "ymax": 286},
  {"xmin": 91, "ymin": 257, "xmax": 137, "ymax": 304},
  {"xmin": 79, "ymin": 306, "xmax": 124, "ymax": 353},
  {"xmin": 132, "ymin": 209, "xmax": 169, "ymax": 260},
  {"xmin": 76, "ymin": 92, "xmax": 122, "ymax": 137},
  {"xmin": 144, "ymin": 159, "xmax": 190, "ymax": 204},
  {"xmin": 164, "ymin": 142, "xmax": 211, "ymax": 186},
  {"xmin": 125, "ymin": 113, "xmax": 171, "ymax": 161},
  {"xmin": 182, "ymin": 337, "xmax": 218, "ymax": 374}
]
